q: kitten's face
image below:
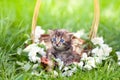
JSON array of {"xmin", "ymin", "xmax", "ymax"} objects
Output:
[{"xmin": 49, "ymin": 29, "xmax": 72, "ymax": 51}]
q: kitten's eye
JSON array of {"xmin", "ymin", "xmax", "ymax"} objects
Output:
[
  {"xmin": 52, "ymin": 38, "xmax": 56, "ymax": 42},
  {"xmin": 60, "ymin": 39, "xmax": 64, "ymax": 43}
]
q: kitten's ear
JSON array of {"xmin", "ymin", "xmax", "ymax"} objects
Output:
[{"xmin": 68, "ymin": 33, "xmax": 73, "ymax": 39}]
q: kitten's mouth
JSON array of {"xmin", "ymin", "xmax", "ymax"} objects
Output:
[
  {"xmin": 55, "ymin": 46, "xmax": 61, "ymax": 48},
  {"xmin": 53, "ymin": 46, "xmax": 64, "ymax": 50}
]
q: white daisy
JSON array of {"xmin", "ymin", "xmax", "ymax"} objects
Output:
[
  {"xmin": 100, "ymin": 44, "xmax": 112, "ymax": 57},
  {"xmin": 23, "ymin": 43, "xmax": 37, "ymax": 52},
  {"xmin": 63, "ymin": 66, "xmax": 69, "ymax": 71},
  {"xmin": 73, "ymin": 29, "xmax": 85, "ymax": 38},
  {"xmin": 87, "ymin": 57, "xmax": 96, "ymax": 68},
  {"xmin": 53, "ymin": 70, "xmax": 58, "ymax": 76},
  {"xmin": 81, "ymin": 53, "xmax": 88, "ymax": 61},
  {"xmin": 116, "ymin": 52, "xmax": 120, "ymax": 60},
  {"xmin": 91, "ymin": 37, "xmax": 104, "ymax": 45},
  {"xmin": 92, "ymin": 47, "xmax": 104, "ymax": 57},
  {"xmin": 31, "ymin": 70, "xmax": 41, "ymax": 76},
  {"xmin": 94, "ymin": 57, "xmax": 102, "ymax": 64},
  {"xmin": 34, "ymin": 26, "xmax": 45, "ymax": 43},
  {"xmin": 23, "ymin": 43, "xmax": 45, "ymax": 63},
  {"xmin": 17, "ymin": 48, "xmax": 23, "ymax": 55},
  {"xmin": 116, "ymin": 52, "xmax": 120, "ymax": 65},
  {"xmin": 55, "ymin": 58, "xmax": 64, "ymax": 70},
  {"xmin": 77, "ymin": 61, "xmax": 84, "ymax": 69},
  {"xmin": 38, "ymin": 48, "xmax": 46, "ymax": 57},
  {"xmin": 84, "ymin": 64, "xmax": 92, "ymax": 70},
  {"xmin": 28, "ymin": 52, "xmax": 40, "ymax": 63}
]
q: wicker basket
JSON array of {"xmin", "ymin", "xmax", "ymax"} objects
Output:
[{"xmin": 31, "ymin": 0, "xmax": 100, "ymax": 43}]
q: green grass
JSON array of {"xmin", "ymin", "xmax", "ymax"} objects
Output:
[{"xmin": 0, "ymin": 0, "xmax": 120, "ymax": 80}]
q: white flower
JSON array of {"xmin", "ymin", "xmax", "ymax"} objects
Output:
[
  {"xmin": 84, "ymin": 64, "xmax": 92, "ymax": 70},
  {"xmin": 23, "ymin": 43, "xmax": 46, "ymax": 63},
  {"xmin": 28, "ymin": 52, "xmax": 41, "ymax": 63},
  {"xmin": 63, "ymin": 66, "xmax": 69, "ymax": 71},
  {"xmin": 31, "ymin": 70, "xmax": 41, "ymax": 76},
  {"xmin": 23, "ymin": 44, "xmax": 37, "ymax": 52},
  {"xmin": 34, "ymin": 26, "xmax": 45, "ymax": 43},
  {"xmin": 82, "ymin": 57, "xmax": 96, "ymax": 70},
  {"xmin": 17, "ymin": 48, "xmax": 22, "ymax": 55},
  {"xmin": 92, "ymin": 44, "xmax": 112, "ymax": 60},
  {"xmin": 62, "ymin": 66, "xmax": 77, "ymax": 77},
  {"xmin": 73, "ymin": 29, "xmax": 85, "ymax": 38},
  {"xmin": 53, "ymin": 70, "xmax": 58, "ymax": 76},
  {"xmin": 71, "ymin": 67, "xmax": 77, "ymax": 72},
  {"xmin": 87, "ymin": 57, "xmax": 96, "ymax": 68},
  {"xmin": 92, "ymin": 47, "xmax": 104, "ymax": 57},
  {"xmin": 118, "ymin": 62, "xmax": 120, "ymax": 65},
  {"xmin": 77, "ymin": 61, "xmax": 84, "ymax": 69},
  {"xmin": 81, "ymin": 53, "xmax": 88, "ymax": 61},
  {"xmin": 22, "ymin": 62, "xmax": 31, "ymax": 71},
  {"xmin": 81, "ymin": 53, "xmax": 96, "ymax": 69},
  {"xmin": 91, "ymin": 37, "xmax": 104, "ymax": 45},
  {"xmin": 116, "ymin": 52, "xmax": 120, "ymax": 60},
  {"xmin": 62, "ymin": 68, "xmax": 75, "ymax": 77},
  {"xmin": 94, "ymin": 57, "xmax": 102, "ymax": 64},
  {"xmin": 55, "ymin": 58, "xmax": 64, "ymax": 70},
  {"xmin": 100, "ymin": 44, "xmax": 112, "ymax": 57},
  {"xmin": 62, "ymin": 70, "xmax": 73, "ymax": 77},
  {"xmin": 38, "ymin": 48, "xmax": 46, "ymax": 57},
  {"xmin": 116, "ymin": 52, "xmax": 120, "ymax": 65},
  {"xmin": 91, "ymin": 37, "xmax": 112, "ymax": 59}
]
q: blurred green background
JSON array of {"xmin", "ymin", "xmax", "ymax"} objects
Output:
[
  {"xmin": 0, "ymin": 0, "xmax": 120, "ymax": 50},
  {"xmin": 0, "ymin": 0, "xmax": 120, "ymax": 80}
]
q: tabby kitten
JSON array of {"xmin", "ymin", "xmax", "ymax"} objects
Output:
[{"xmin": 47, "ymin": 29, "xmax": 81, "ymax": 66}]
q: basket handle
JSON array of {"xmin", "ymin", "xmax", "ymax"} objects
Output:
[
  {"xmin": 89, "ymin": 0, "xmax": 100, "ymax": 39},
  {"xmin": 31, "ymin": 0, "xmax": 100, "ymax": 42},
  {"xmin": 31, "ymin": 0, "xmax": 41, "ymax": 43}
]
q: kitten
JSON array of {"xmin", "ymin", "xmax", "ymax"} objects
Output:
[{"xmin": 47, "ymin": 29, "xmax": 81, "ymax": 66}]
